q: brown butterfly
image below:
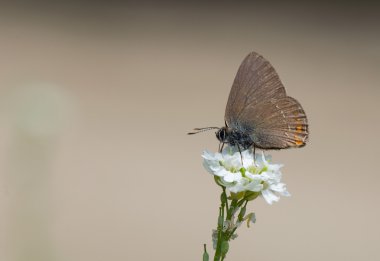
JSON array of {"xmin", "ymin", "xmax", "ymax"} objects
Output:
[{"xmin": 189, "ymin": 51, "xmax": 309, "ymax": 153}]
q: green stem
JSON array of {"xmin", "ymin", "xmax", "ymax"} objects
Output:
[
  {"xmin": 237, "ymin": 198, "xmax": 247, "ymax": 208},
  {"xmin": 215, "ymin": 189, "xmax": 236, "ymax": 260},
  {"xmin": 222, "ymin": 187, "xmax": 229, "ymax": 213},
  {"xmin": 214, "ymin": 188, "xmax": 230, "ymax": 261},
  {"xmin": 227, "ymin": 226, "xmax": 238, "ymax": 241},
  {"xmin": 214, "ymin": 207, "xmax": 223, "ymax": 260}
]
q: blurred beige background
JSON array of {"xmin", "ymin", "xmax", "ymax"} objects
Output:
[{"xmin": 0, "ymin": 1, "xmax": 379, "ymax": 260}]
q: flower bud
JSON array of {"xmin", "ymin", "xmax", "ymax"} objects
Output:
[
  {"xmin": 221, "ymin": 241, "xmax": 229, "ymax": 255},
  {"xmin": 238, "ymin": 206, "xmax": 246, "ymax": 221},
  {"xmin": 203, "ymin": 244, "xmax": 209, "ymax": 261}
]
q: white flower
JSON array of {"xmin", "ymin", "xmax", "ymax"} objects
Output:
[{"xmin": 202, "ymin": 146, "xmax": 290, "ymax": 204}]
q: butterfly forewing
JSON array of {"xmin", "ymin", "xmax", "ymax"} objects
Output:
[{"xmin": 225, "ymin": 52, "xmax": 286, "ymax": 128}]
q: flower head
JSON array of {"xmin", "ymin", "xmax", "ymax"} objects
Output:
[{"xmin": 202, "ymin": 146, "xmax": 290, "ymax": 204}]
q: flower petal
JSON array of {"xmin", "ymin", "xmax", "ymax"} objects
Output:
[{"xmin": 261, "ymin": 189, "xmax": 280, "ymax": 205}]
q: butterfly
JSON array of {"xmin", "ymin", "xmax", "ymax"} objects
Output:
[{"xmin": 189, "ymin": 51, "xmax": 309, "ymax": 154}]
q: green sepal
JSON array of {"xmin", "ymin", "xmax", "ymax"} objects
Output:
[
  {"xmin": 230, "ymin": 191, "xmax": 245, "ymax": 200},
  {"xmin": 245, "ymin": 191, "xmax": 259, "ymax": 201},
  {"xmin": 214, "ymin": 176, "xmax": 225, "ymax": 187}
]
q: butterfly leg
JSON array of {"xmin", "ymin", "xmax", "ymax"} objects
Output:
[
  {"xmin": 236, "ymin": 144, "xmax": 243, "ymax": 164},
  {"xmin": 252, "ymin": 145, "xmax": 259, "ymax": 166}
]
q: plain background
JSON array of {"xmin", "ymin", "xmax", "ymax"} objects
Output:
[{"xmin": 0, "ymin": 1, "xmax": 379, "ymax": 260}]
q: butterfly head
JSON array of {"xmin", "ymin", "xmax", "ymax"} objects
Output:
[{"xmin": 215, "ymin": 127, "xmax": 228, "ymax": 143}]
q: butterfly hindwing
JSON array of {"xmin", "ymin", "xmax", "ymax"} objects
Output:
[
  {"xmin": 225, "ymin": 52, "xmax": 308, "ymax": 149},
  {"xmin": 243, "ymin": 96, "xmax": 309, "ymax": 149}
]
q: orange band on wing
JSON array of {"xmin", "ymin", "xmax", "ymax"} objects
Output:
[{"xmin": 294, "ymin": 135, "xmax": 304, "ymax": 146}]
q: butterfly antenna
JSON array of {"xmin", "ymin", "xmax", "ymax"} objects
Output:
[{"xmin": 187, "ymin": 127, "xmax": 219, "ymax": 135}]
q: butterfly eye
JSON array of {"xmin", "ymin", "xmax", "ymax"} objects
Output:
[{"xmin": 216, "ymin": 129, "xmax": 226, "ymax": 142}]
